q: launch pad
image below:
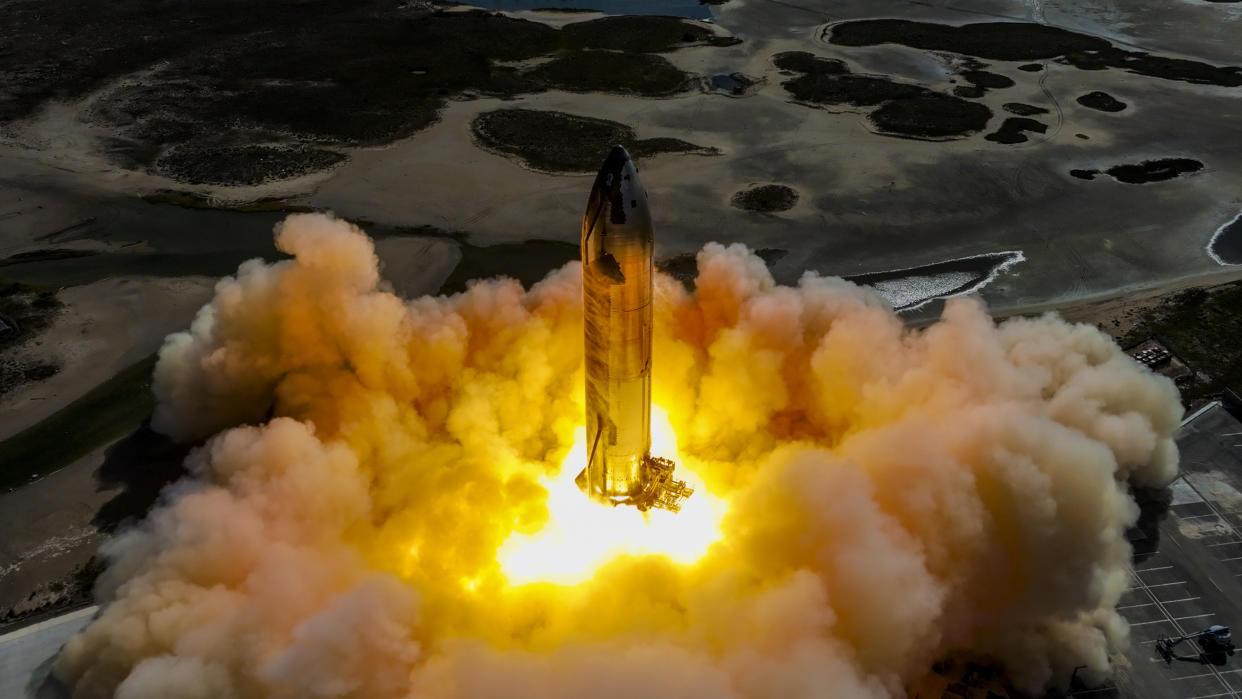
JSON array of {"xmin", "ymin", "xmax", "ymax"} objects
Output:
[
  {"xmin": 574, "ymin": 455, "xmax": 693, "ymax": 513},
  {"xmin": 635, "ymin": 456, "xmax": 693, "ymax": 513}
]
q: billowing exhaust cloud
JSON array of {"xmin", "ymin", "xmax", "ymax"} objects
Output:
[{"xmin": 56, "ymin": 213, "xmax": 1180, "ymax": 698}]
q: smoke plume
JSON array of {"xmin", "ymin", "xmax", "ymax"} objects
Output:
[{"xmin": 56, "ymin": 213, "xmax": 1180, "ymax": 698}]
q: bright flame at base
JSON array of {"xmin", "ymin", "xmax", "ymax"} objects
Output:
[{"xmin": 498, "ymin": 407, "xmax": 727, "ymax": 585}]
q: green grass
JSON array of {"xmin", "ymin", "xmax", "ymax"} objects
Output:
[{"xmin": 0, "ymin": 354, "xmax": 157, "ymax": 491}]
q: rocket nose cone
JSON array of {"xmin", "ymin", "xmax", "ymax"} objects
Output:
[
  {"xmin": 593, "ymin": 145, "xmax": 635, "ymax": 197},
  {"xmin": 607, "ymin": 144, "xmax": 631, "ymax": 166},
  {"xmin": 586, "ymin": 145, "xmax": 649, "ymax": 232}
]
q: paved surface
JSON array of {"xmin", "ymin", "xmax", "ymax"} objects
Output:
[
  {"xmin": 1075, "ymin": 403, "xmax": 1242, "ymax": 698},
  {"xmin": 0, "ymin": 606, "xmax": 94, "ymax": 699}
]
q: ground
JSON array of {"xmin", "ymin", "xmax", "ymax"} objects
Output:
[
  {"xmin": 2, "ymin": 0, "xmax": 1242, "ymax": 694},
  {"xmin": 1081, "ymin": 403, "xmax": 1242, "ymax": 699}
]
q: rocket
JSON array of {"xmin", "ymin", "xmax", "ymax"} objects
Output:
[{"xmin": 575, "ymin": 145, "xmax": 692, "ymax": 514}]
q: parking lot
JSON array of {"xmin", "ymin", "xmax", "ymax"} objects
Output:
[{"xmin": 1079, "ymin": 403, "xmax": 1242, "ymax": 698}]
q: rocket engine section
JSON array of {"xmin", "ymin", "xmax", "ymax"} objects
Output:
[{"xmin": 576, "ymin": 146, "xmax": 692, "ymax": 513}]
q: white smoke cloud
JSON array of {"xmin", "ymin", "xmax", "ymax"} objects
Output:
[{"xmin": 55, "ymin": 214, "xmax": 1181, "ymax": 698}]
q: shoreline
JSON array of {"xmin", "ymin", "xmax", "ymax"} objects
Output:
[
  {"xmin": 994, "ymin": 264, "xmax": 1242, "ymax": 320},
  {"xmin": 1207, "ymin": 209, "xmax": 1242, "ymax": 266}
]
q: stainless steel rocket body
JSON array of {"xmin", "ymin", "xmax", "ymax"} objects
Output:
[{"xmin": 580, "ymin": 146, "xmax": 654, "ymax": 506}]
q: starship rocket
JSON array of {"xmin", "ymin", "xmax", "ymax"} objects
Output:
[{"xmin": 575, "ymin": 145, "xmax": 692, "ymax": 513}]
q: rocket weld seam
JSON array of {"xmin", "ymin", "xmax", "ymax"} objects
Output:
[{"xmin": 583, "ymin": 200, "xmax": 606, "ymax": 248}]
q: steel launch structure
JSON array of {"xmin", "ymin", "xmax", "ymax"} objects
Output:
[{"xmin": 575, "ymin": 146, "xmax": 693, "ymax": 513}]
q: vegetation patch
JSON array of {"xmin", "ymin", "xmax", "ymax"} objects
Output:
[
  {"xmin": 471, "ymin": 109, "xmax": 714, "ymax": 173},
  {"xmin": 527, "ymin": 50, "xmax": 692, "ymax": 96},
  {"xmin": 1071, "ymin": 158, "xmax": 1204, "ymax": 184},
  {"xmin": 776, "ymin": 52, "xmax": 917, "ymax": 105},
  {"xmin": 828, "ymin": 20, "xmax": 1242, "ymax": 86},
  {"xmin": 0, "ymin": 281, "xmax": 61, "ymax": 349},
  {"xmin": 961, "ymin": 70, "xmax": 1014, "ymax": 90},
  {"xmin": 774, "ymin": 51, "xmax": 849, "ymax": 76},
  {"xmin": 870, "ymin": 94, "xmax": 993, "ymax": 139},
  {"xmin": 1106, "ymin": 159, "xmax": 1204, "ymax": 183},
  {"xmin": 731, "ymin": 184, "xmax": 799, "ymax": 213},
  {"xmin": 0, "ymin": 3, "xmax": 736, "ymax": 184},
  {"xmin": 1120, "ymin": 284, "xmax": 1242, "ymax": 401},
  {"xmin": 141, "ymin": 191, "xmax": 315, "ymax": 213},
  {"xmin": 1077, "ymin": 91, "xmax": 1127, "ymax": 112},
  {"xmin": 0, "ymin": 361, "xmax": 60, "ymax": 397},
  {"xmin": 985, "ymin": 117, "xmax": 1048, "ymax": 144},
  {"xmin": 774, "ymin": 51, "xmax": 992, "ymax": 139},
  {"xmin": 154, "ymin": 146, "xmax": 346, "ymax": 187},
  {"xmin": 790, "ymin": 73, "xmax": 926, "ymax": 106},
  {"xmin": 1003, "ymin": 102, "xmax": 1049, "ymax": 116},
  {"xmin": 559, "ymin": 15, "xmax": 735, "ymax": 53},
  {"xmin": 952, "ymin": 70, "xmax": 1013, "ymax": 99},
  {"xmin": 0, "ymin": 355, "xmax": 157, "ymax": 491}
]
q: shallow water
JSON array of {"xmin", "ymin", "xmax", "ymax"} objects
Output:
[
  {"xmin": 457, "ymin": 0, "xmax": 713, "ymax": 19},
  {"xmin": 710, "ymin": 73, "xmax": 744, "ymax": 94},
  {"xmin": 1209, "ymin": 211, "xmax": 1242, "ymax": 265},
  {"xmin": 846, "ymin": 251, "xmax": 1025, "ymax": 312}
]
